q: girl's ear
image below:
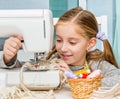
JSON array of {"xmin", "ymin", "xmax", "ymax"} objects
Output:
[{"xmin": 87, "ymin": 37, "xmax": 97, "ymax": 51}]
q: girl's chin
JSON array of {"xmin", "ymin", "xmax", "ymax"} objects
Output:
[{"xmin": 63, "ymin": 60, "xmax": 72, "ymax": 64}]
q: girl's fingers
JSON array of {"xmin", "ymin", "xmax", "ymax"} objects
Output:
[{"xmin": 57, "ymin": 61, "xmax": 70, "ymax": 72}]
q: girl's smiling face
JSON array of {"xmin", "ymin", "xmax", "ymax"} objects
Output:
[{"xmin": 56, "ymin": 22, "xmax": 92, "ymax": 66}]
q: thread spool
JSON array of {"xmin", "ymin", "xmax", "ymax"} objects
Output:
[
  {"xmin": 87, "ymin": 69, "xmax": 101, "ymax": 78},
  {"xmin": 65, "ymin": 71, "xmax": 78, "ymax": 79}
]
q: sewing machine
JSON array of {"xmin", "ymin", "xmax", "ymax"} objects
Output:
[
  {"xmin": 0, "ymin": 9, "xmax": 54, "ymax": 63},
  {"xmin": 0, "ymin": 9, "xmax": 61, "ymax": 90}
]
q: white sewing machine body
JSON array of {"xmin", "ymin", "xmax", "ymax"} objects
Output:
[
  {"xmin": 0, "ymin": 9, "xmax": 54, "ymax": 52},
  {"xmin": 0, "ymin": 9, "xmax": 61, "ymax": 90}
]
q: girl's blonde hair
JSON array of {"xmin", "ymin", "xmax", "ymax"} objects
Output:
[{"xmin": 47, "ymin": 7, "xmax": 118, "ymax": 68}]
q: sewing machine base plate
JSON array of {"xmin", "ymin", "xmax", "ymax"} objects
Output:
[{"xmin": 0, "ymin": 68, "xmax": 60, "ymax": 90}]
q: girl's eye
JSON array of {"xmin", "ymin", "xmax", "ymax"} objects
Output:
[
  {"xmin": 56, "ymin": 39, "xmax": 62, "ymax": 43},
  {"xmin": 70, "ymin": 42, "xmax": 77, "ymax": 45}
]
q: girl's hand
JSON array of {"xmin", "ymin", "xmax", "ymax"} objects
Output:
[
  {"xmin": 3, "ymin": 35, "xmax": 23, "ymax": 64},
  {"xmin": 57, "ymin": 61, "xmax": 71, "ymax": 72}
]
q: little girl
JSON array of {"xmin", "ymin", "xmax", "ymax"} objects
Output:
[{"xmin": 47, "ymin": 7, "xmax": 120, "ymax": 87}]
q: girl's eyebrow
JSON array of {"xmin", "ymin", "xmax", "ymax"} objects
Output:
[
  {"xmin": 56, "ymin": 34, "xmax": 61, "ymax": 37},
  {"xmin": 69, "ymin": 38, "xmax": 80, "ymax": 42},
  {"xmin": 56, "ymin": 34, "xmax": 80, "ymax": 40},
  {"xmin": 56, "ymin": 35, "xmax": 61, "ymax": 39},
  {"xmin": 67, "ymin": 36, "xmax": 81, "ymax": 40}
]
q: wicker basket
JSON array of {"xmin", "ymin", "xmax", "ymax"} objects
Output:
[{"xmin": 67, "ymin": 75, "xmax": 102, "ymax": 99}]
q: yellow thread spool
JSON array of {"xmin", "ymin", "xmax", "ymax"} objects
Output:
[{"xmin": 74, "ymin": 69, "xmax": 90, "ymax": 75}]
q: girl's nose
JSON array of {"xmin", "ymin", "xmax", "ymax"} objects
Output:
[{"xmin": 61, "ymin": 43, "xmax": 68, "ymax": 52}]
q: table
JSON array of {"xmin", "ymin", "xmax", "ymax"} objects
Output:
[{"xmin": 55, "ymin": 84, "xmax": 73, "ymax": 99}]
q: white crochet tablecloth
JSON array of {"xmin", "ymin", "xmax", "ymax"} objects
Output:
[{"xmin": 0, "ymin": 68, "xmax": 73, "ymax": 99}]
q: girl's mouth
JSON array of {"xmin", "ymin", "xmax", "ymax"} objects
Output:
[{"xmin": 61, "ymin": 54, "xmax": 72, "ymax": 60}]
